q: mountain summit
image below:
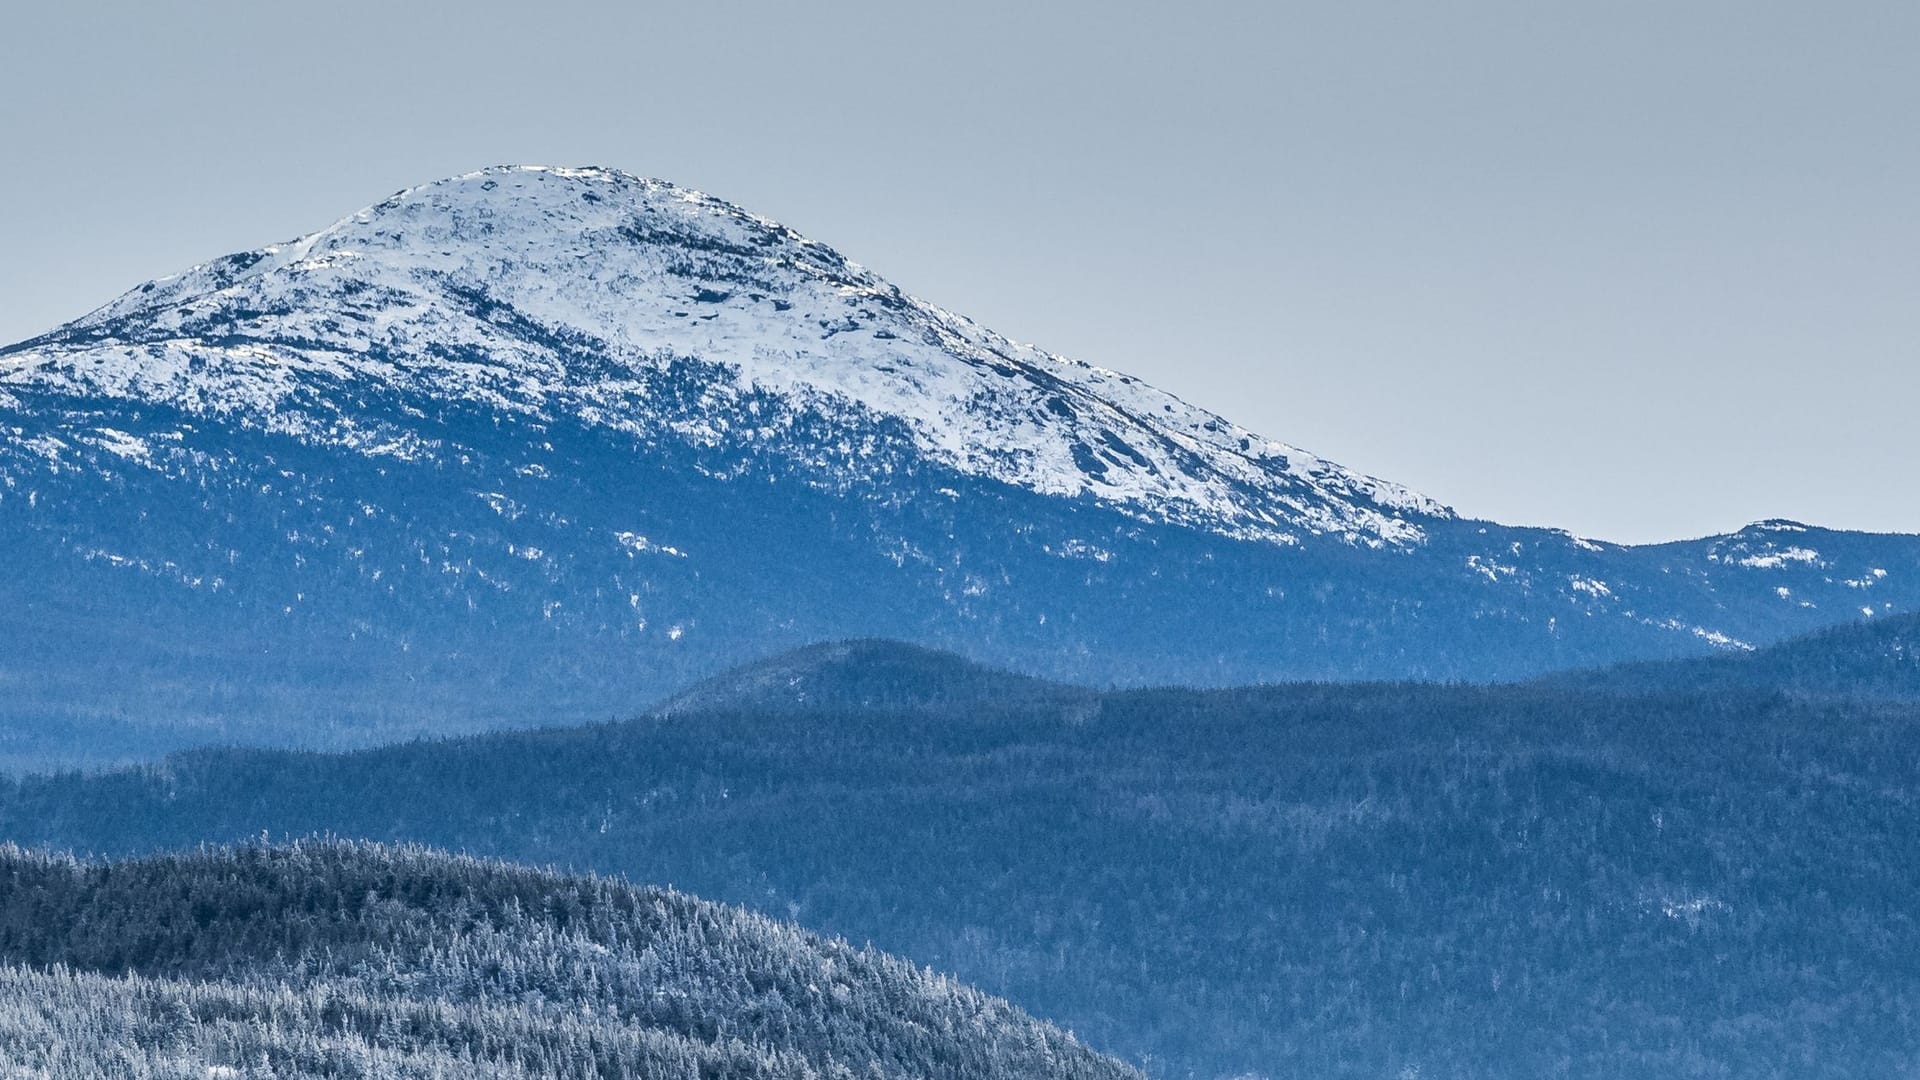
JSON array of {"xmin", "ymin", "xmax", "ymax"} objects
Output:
[
  {"xmin": 6, "ymin": 165, "xmax": 1440, "ymax": 547},
  {"xmin": 2, "ymin": 165, "xmax": 1916, "ymax": 763}
]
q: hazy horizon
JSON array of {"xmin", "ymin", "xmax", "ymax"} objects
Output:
[{"xmin": 4, "ymin": 1, "xmax": 1913, "ymax": 544}]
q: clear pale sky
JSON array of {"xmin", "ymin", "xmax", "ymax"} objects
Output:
[{"xmin": 3, "ymin": 1, "xmax": 1914, "ymax": 544}]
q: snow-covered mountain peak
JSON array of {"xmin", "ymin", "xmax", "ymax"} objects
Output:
[
  {"xmin": 3, "ymin": 165, "xmax": 1449, "ymax": 546},
  {"xmin": 65, "ymin": 165, "xmax": 805, "ymax": 334},
  {"xmin": 6, "ymin": 167, "xmax": 1920, "ymax": 757},
  {"xmin": 287, "ymin": 165, "xmax": 810, "ymax": 279}
]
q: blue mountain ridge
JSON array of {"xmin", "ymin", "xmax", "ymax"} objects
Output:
[{"xmin": 2, "ymin": 165, "xmax": 1914, "ymax": 764}]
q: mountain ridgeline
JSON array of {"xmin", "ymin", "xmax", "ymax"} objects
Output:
[
  {"xmin": 0, "ymin": 841, "xmax": 1140, "ymax": 1080},
  {"xmin": 1, "ymin": 164, "xmax": 1916, "ymax": 764},
  {"xmin": 1548, "ymin": 609, "xmax": 1920, "ymax": 699},
  {"xmin": 8, "ymin": 630, "xmax": 1920, "ymax": 1078},
  {"xmin": 651, "ymin": 638, "xmax": 1086, "ymax": 715}
]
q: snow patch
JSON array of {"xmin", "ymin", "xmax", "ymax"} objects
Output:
[
  {"xmin": 87, "ymin": 427, "xmax": 153, "ymax": 464},
  {"xmin": 1569, "ymin": 576, "xmax": 1611, "ymax": 598},
  {"xmin": 1056, "ymin": 539, "xmax": 1114, "ymax": 563},
  {"xmin": 1692, "ymin": 627, "xmax": 1752, "ymax": 650},
  {"xmin": 1467, "ymin": 555, "xmax": 1518, "ymax": 582},
  {"xmin": 1734, "ymin": 547, "xmax": 1822, "ymax": 570},
  {"xmin": 614, "ymin": 531, "xmax": 687, "ymax": 558}
]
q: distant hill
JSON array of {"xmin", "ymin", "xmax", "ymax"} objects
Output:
[
  {"xmin": 653, "ymin": 638, "xmax": 1087, "ymax": 716},
  {"xmin": 7, "ymin": 653, "xmax": 1920, "ymax": 1076},
  {"xmin": 0, "ymin": 840, "xmax": 1138, "ymax": 1080},
  {"xmin": 1545, "ymin": 612, "xmax": 1920, "ymax": 699}
]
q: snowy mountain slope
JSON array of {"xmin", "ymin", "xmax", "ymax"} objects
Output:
[
  {"xmin": 1, "ymin": 165, "xmax": 1917, "ymax": 764},
  {"xmin": 4, "ymin": 165, "xmax": 1440, "ymax": 548}
]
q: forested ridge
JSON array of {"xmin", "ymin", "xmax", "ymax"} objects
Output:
[
  {"xmin": 1544, "ymin": 610, "xmax": 1920, "ymax": 700},
  {"xmin": 0, "ymin": 841, "xmax": 1139, "ymax": 1079},
  {"xmin": 6, "ymin": 635, "xmax": 1920, "ymax": 1077}
]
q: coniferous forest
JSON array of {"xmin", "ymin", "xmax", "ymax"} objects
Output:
[
  {"xmin": 0, "ymin": 841, "xmax": 1138, "ymax": 1079},
  {"xmin": 4, "ymin": 625, "xmax": 1919, "ymax": 1077}
]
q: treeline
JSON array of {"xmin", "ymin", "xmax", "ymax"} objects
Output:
[{"xmin": 0, "ymin": 841, "xmax": 1139, "ymax": 1080}]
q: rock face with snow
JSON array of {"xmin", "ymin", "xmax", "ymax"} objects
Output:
[
  {"xmin": 12, "ymin": 166, "xmax": 1441, "ymax": 547},
  {"xmin": 2, "ymin": 166, "xmax": 1916, "ymax": 763}
]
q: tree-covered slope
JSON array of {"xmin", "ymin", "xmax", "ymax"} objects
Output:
[
  {"xmin": 651, "ymin": 638, "xmax": 1088, "ymax": 716},
  {"xmin": 1545, "ymin": 611, "xmax": 1920, "ymax": 700},
  {"xmin": 0, "ymin": 841, "xmax": 1138, "ymax": 1080},
  {"xmin": 7, "ymin": 660, "xmax": 1920, "ymax": 1078}
]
